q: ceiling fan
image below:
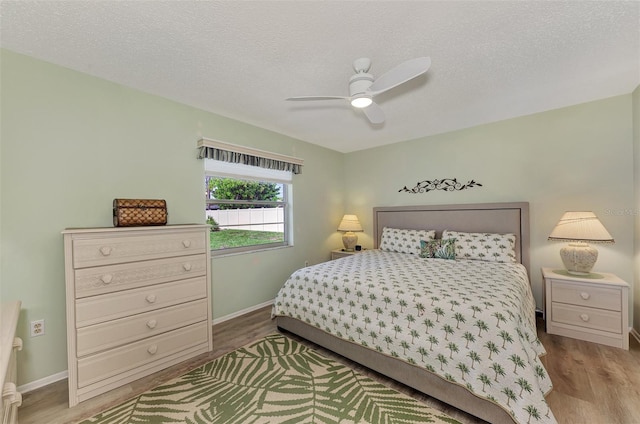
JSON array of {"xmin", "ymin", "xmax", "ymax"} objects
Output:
[{"xmin": 286, "ymin": 56, "xmax": 431, "ymax": 124}]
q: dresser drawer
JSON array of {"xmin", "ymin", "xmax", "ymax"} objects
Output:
[
  {"xmin": 77, "ymin": 322, "xmax": 208, "ymax": 389},
  {"xmin": 74, "ymin": 254, "xmax": 206, "ymax": 298},
  {"xmin": 551, "ymin": 302, "xmax": 622, "ymax": 333},
  {"xmin": 76, "ymin": 276, "xmax": 207, "ymax": 327},
  {"xmin": 76, "ymin": 299, "xmax": 208, "ymax": 357},
  {"xmin": 551, "ymin": 280, "xmax": 621, "ymax": 311},
  {"xmin": 72, "ymin": 231, "xmax": 206, "ymax": 268}
]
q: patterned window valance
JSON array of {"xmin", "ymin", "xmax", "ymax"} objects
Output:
[{"xmin": 197, "ymin": 138, "xmax": 304, "ymax": 174}]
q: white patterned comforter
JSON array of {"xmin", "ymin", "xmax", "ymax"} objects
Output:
[{"xmin": 272, "ymin": 250, "xmax": 556, "ymax": 424}]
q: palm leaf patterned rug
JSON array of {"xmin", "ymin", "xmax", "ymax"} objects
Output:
[{"xmin": 80, "ymin": 333, "xmax": 461, "ymax": 424}]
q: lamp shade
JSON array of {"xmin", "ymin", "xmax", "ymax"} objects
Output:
[
  {"xmin": 548, "ymin": 211, "xmax": 614, "ymax": 243},
  {"xmin": 337, "ymin": 215, "xmax": 363, "ymax": 232}
]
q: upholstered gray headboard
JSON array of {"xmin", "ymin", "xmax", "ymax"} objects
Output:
[{"xmin": 373, "ymin": 202, "xmax": 530, "ymax": 274}]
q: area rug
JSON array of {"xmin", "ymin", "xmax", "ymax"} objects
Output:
[{"xmin": 79, "ymin": 333, "xmax": 461, "ymax": 424}]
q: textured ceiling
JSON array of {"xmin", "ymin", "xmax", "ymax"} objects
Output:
[{"xmin": 1, "ymin": 1, "xmax": 639, "ymax": 153}]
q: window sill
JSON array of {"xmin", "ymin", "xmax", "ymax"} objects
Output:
[{"xmin": 211, "ymin": 244, "xmax": 293, "ymax": 259}]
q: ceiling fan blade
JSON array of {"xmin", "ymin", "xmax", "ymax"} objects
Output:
[
  {"xmin": 286, "ymin": 96, "xmax": 348, "ymax": 101},
  {"xmin": 367, "ymin": 57, "xmax": 431, "ymax": 95},
  {"xmin": 362, "ymin": 102, "xmax": 385, "ymax": 124}
]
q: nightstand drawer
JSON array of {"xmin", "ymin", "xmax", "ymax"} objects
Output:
[
  {"xmin": 542, "ymin": 267, "xmax": 629, "ymax": 350},
  {"xmin": 551, "ymin": 280, "xmax": 621, "ymax": 311},
  {"xmin": 551, "ymin": 302, "xmax": 622, "ymax": 333}
]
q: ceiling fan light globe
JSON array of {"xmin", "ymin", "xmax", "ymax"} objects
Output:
[{"xmin": 351, "ymin": 96, "xmax": 373, "ymax": 108}]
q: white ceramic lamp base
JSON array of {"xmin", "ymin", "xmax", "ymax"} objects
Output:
[
  {"xmin": 559, "ymin": 242, "xmax": 598, "ymax": 275},
  {"xmin": 342, "ymin": 231, "xmax": 358, "ymax": 251}
]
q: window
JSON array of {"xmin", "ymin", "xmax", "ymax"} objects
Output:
[{"xmin": 205, "ymin": 160, "xmax": 292, "ymax": 254}]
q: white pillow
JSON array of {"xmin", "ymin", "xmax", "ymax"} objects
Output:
[
  {"xmin": 442, "ymin": 231, "xmax": 517, "ymax": 263},
  {"xmin": 379, "ymin": 227, "xmax": 436, "ymax": 255}
]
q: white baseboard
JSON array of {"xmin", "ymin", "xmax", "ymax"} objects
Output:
[
  {"xmin": 18, "ymin": 370, "xmax": 68, "ymax": 394},
  {"xmin": 212, "ymin": 299, "xmax": 274, "ymax": 325},
  {"xmin": 631, "ymin": 327, "xmax": 640, "ymax": 344},
  {"xmin": 18, "ymin": 300, "xmax": 275, "ymax": 394}
]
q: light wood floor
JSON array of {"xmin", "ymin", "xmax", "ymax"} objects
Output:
[{"xmin": 18, "ymin": 306, "xmax": 640, "ymax": 424}]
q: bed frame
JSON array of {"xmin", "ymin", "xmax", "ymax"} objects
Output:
[{"xmin": 276, "ymin": 202, "xmax": 530, "ymax": 424}]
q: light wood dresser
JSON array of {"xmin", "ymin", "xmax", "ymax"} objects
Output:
[
  {"xmin": 1, "ymin": 301, "xmax": 22, "ymax": 424},
  {"xmin": 63, "ymin": 225, "xmax": 212, "ymax": 406},
  {"xmin": 542, "ymin": 267, "xmax": 629, "ymax": 350}
]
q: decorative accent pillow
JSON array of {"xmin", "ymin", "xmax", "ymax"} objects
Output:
[
  {"xmin": 379, "ymin": 227, "xmax": 436, "ymax": 255},
  {"xmin": 442, "ymin": 231, "xmax": 517, "ymax": 263},
  {"xmin": 419, "ymin": 238, "xmax": 457, "ymax": 260}
]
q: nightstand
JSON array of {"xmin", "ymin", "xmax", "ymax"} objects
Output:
[
  {"xmin": 542, "ymin": 267, "xmax": 629, "ymax": 350},
  {"xmin": 331, "ymin": 249, "xmax": 361, "ymax": 260}
]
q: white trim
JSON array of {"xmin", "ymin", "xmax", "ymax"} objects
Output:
[
  {"xmin": 18, "ymin": 370, "xmax": 68, "ymax": 394},
  {"xmin": 212, "ymin": 299, "xmax": 274, "ymax": 325},
  {"xmin": 631, "ymin": 327, "xmax": 640, "ymax": 344},
  {"xmin": 198, "ymin": 138, "xmax": 304, "ymax": 166},
  {"xmin": 211, "ymin": 244, "xmax": 292, "ymax": 259},
  {"xmin": 205, "ymin": 158, "xmax": 293, "ymax": 183}
]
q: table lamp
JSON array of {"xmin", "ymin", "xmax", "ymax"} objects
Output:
[
  {"xmin": 548, "ymin": 211, "xmax": 614, "ymax": 277},
  {"xmin": 337, "ymin": 214, "xmax": 363, "ymax": 251}
]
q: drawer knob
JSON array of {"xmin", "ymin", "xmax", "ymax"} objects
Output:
[
  {"xmin": 183, "ymin": 263, "xmax": 192, "ymax": 271},
  {"xmin": 146, "ymin": 319, "xmax": 157, "ymax": 329},
  {"xmin": 580, "ymin": 314, "xmax": 590, "ymax": 322},
  {"xmin": 147, "ymin": 345, "xmax": 158, "ymax": 355},
  {"xmin": 580, "ymin": 292, "xmax": 591, "ymax": 300},
  {"xmin": 146, "ymin": 294, "xmax": 157, "ymax": 303},
  {"xmin": 99, "ymin": 246, "xmax": 112, "ymax": 256},
  {"xmin": 101, "ymin": 274, "xmax": 113, "ymax": 284},
  {"xmin": 182, "ymin": 240, "xmax": 191, "ymax": 248}
]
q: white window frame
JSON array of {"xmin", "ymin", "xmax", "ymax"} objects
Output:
[{"xmin": 205, "ymin": 160, "xmax": 293, "ymax": 256}]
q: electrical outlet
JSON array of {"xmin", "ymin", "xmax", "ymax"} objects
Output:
[{"xmin": 30, "ymin": 319, "xmax": 45, "ymax": 337}]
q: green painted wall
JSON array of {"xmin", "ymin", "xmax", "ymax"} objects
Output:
[
  {"xmin": 344, "ymin": 95, "xmax": 635, "ymax": 318},
  {"xmin": 0, "ymin": 50, "xmax": 345, "ymax": 385}
]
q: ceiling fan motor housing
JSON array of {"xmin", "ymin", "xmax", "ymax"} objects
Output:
[{"xmin": 349, "ymin": 72, "xmax": 374, "ymax": 97}]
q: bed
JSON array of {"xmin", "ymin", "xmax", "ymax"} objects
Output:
[{"xmin": 272, "ymin": 202, "xmax": 556, "ymax": 424}]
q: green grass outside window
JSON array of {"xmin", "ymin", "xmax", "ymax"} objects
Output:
[{"xmin": 210, "ymin": 229, "xmax": 284, "ymax": 250}]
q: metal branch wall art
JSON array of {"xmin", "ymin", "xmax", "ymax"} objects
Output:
[{"xmin": 399, "ymin": 178, "xmax": 482, "ymax": 194}]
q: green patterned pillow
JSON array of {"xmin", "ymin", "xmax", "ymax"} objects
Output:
[
  {"xmin": 419, "ymin": 238, "xmax": 457, "ymax": 259},
  {"xmin": 379, "ymin": 227, "xmax": 436, "ymax": 255},
  {"xmin": 441, "ymin": 231, "xmax": 516, "ymax": 263}
]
